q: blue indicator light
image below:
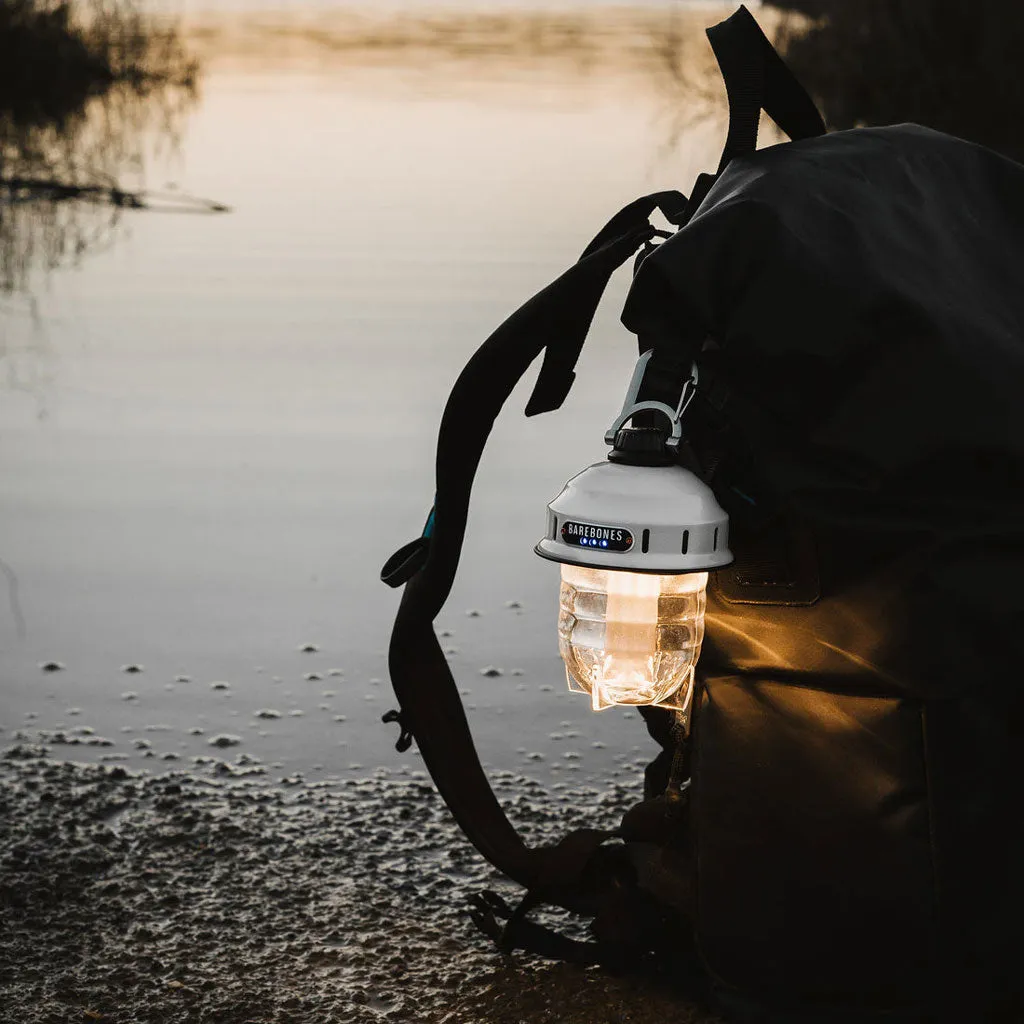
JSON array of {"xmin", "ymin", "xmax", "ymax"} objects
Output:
[{"xmin": 601, "ymin": 540, "xmax": 608, "ymax": 548}]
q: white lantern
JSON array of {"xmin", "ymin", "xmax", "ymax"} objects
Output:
[{"xmin": 535, "ymin": 352, "xmax": 732, "ymax": 718}]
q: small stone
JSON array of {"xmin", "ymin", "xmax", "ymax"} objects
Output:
[
  {"xmin": 444, "ymin": 647, "xmax": 460, "ymax": 656},
  {"xmin": 133, "ymin": 739, "xmax": 152, "ymax": 750},
  {"xmin": 511, "ymin": 669, "xmax": 524, "ymax": 677},
  {"xmin": 288, "ymin": 709, "xmax": 305, "ymax": 717},
  {"xmin": 321, "ymin": 689, "xmax": 336, "ymax": 698},
  {"xmin": 161, "ymin": 752, "xmax": 180, "ymax": 761},
  {"xmin": 210, "ymin": 680, "xmax": 231, "ymax": 691},
  {"xmin": 480, "ymin": 666, "xmax": 503, "ymax": 678},
  {"xmin": 298, "ymin": 642, "xmax": 319, "ymax": 653},
  {"xmin": 505, "ymin": 600, "xmax": 522, "ymax": 609},
  {"xmin": 208, "ymin": 734, "xmax": 242, "ymax": 748},
  {"xmin": 465, "ymin": 609, "xmax": 481, "ymax": 618},
  {"xmin": 121, "ymin": 664, "xmax": 144, "ymax": 674},
  {"xmin": 538, "ymin": 685, "xmax": 554, "ymax": 693},
  {"xmin": 438, "ymin": 630, "xmax": 454, "ymax": 638},
  {"xmin": 333, "ymin": 715, "xmax": 347, "ymax": 722},
  {"xmin": 253, "ymin": 708, "xmax": 281, "ymax": 719},
  {"xmin": 188, "ymin": 727, "xmax": 204, "ymax": 735},
  {"xmin": 327, "ymin": 668, "xmax": 344, "ymax": 677},
  {"xmin": 39, "ymin": 660, "xmax": 65, "ymax": 673},
  {"xmin": 66, "ymin": 707, "xmax": 82, "ymax": 716},
  {"xmin": 304, "ymin": 672, "xmax": 322, "ymax": 682},
  {"xmin": 525, "ymin": 752, "xmax": 545, "ymax": 761},
  {"xmin": 121, "ymin": 691, "xmax": 139, "ymax": 701},
  {"xmin": 174, "ymin": 674, "xmax": 192, "ymax": 683}
]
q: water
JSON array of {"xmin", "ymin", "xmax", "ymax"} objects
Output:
[{"xmin": 0, "ymin": 2, "xmax": 735, "ymax": 785}]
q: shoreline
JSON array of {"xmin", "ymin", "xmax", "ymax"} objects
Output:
[{"xmin": 0, "ymin": 747, "xmax": 719, "ymax": 1023}]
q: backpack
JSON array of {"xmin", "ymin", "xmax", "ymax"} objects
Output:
[{"xmin": 380, "ymin": 7, "xmax": 1024, "ymax": 1021}]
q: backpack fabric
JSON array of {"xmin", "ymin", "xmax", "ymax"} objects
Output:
[{"xmin": 382, "ymin": 7, "xmax": 1024, "ymax": 1021}]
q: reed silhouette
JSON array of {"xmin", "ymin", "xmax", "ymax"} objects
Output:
[
  {"xmin": 0, "ymin": 0, "xmax": 204, "ymax": 296},
  {"xmin": 774, "ymin": 0, "xmax": 1024, "ymax": 162}
]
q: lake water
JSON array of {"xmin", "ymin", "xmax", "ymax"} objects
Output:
[{"xmin": 0, "ymin": 2, "xmax": 744, "ymax": 786}]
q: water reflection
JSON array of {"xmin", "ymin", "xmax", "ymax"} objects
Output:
[
  {"xmin": 183, "ymin": 6, "xmax": 722, "ymax": 97},
  {"xmin": 0, "ymin": 0, "xmax": 200, "ymax": 297}
]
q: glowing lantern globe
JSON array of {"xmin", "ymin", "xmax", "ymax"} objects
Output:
[{"xmin": 535, "ymin": 355, "xmax": 732, "ymax": 716}]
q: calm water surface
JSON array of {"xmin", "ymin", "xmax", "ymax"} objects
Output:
[{"xmin": 0, "ymin": 3, "xmax": 735, "ymax": 785}]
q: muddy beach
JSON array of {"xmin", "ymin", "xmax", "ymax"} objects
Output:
[{"xmin": 0, "ymin": 744, "xmax": 719, "ymax": 1023}]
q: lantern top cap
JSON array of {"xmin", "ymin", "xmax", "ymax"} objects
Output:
[{"xmin": 536, "ymin": 459, "xmax": 732, "ymax": 574}]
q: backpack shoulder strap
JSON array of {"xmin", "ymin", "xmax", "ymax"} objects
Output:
[
  {"xmin": 680, "ymin": 5, "xmax": 826, "ymax": 220},
  {"xmin": 382, "ymin": 191, "xmax": 686, "ymax": 891}
]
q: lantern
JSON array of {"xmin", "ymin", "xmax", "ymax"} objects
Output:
[{"xmin": 535, "ymin": 352, "xmax": 732, "ymax": 718}]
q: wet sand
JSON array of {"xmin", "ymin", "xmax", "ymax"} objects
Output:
[{"xmin": 1, "ymin": 745, "xmax": 720, "ymax": 1023}]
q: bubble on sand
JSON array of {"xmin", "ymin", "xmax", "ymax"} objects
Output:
[{"xmin": 208, "ymin": 734, "xmax": 242, "ymax": 748}]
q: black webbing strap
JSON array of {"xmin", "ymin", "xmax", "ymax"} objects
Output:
[
  {"xmin": 708, "ymin": 5, "xmax": 826, "ymax": 175},
  {"xmin": 384, "ymin": 191, "xmax": 685, "ymax": 891}
]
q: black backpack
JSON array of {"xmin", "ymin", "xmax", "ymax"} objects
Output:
[{"xmin": 381, "ymin": 7, "xmax": 1024, "ymax": 1021}]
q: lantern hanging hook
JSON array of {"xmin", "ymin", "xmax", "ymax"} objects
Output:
[{"xmin": 603, "ymin": 349, "xmax": 699, "ymax": 453}]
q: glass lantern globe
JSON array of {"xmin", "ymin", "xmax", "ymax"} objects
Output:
[{"xmin": 558, "ymin": 564, "xmax": 708, "ymax": 712}]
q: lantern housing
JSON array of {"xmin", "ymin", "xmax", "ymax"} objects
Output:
[{"xmin": 535, "ymin": 352, "xmax": 732, "ymax": 716}]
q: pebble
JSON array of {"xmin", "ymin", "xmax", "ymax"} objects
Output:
[
  {"xmin": 188, "ymin": 727, "xmax": 204, "ymax": 736},
  {"xmin": 133, "ymin": 739, "xmax": 152, "ymax": 750},
  {"xmin": 298, "ymin": 643, "xmax": 320, "ymax": 653},
  {"xmin": 208, "ymin": 734, "xmax": 242, "ymax": 748},
  {"xmin": 505, "ymin": 600, "xmax": 522, "ymax": 609},
  {"xmin": 121, "ymin": 692, "xmax": 139, "ymax": 701},
  {"xmin": 304, "ymin": 672, "xmax": 323, "ymax": 682},
  {"xmin": 174, "ymin": 675, "xmax": 192, "ymax": 683},
  {"xmin": 479, "ymin": 666, "xmax": 503, "ymax": 678},
  {"xmin": 511, "ymin": 669, "xmax": 524, "ymax": 677},
  {"xmin": 253, "ymin": 709, "xmax": 282, "ymax": 719},
  {"xmin": 438, "ymin": 630, "xmax": 453, "ymax": 638},
  {"xmin": 333, "ymin": 715, "xmax": 347, "ymax": 722},
  {"xmin": 465, "ymin": 609, "xmax": 481, "ymax": 618},
  {"xmin": 66, "ymin": 708, "xmax": 81, "ymax": 716},
  {"xmin": 321, "ymin": 690, "xmax": 336, "ymax": 698},
  {"xmin": 39, "ymin": 661, "xmax": 65, "ymax": 673},
  {"xmin": 161, "ymin": 752, "xmax": 180, "ymax": 760},
  {"xmin": 288, "ymin": 710, "xmax": 305, "ymax": 717},
  {"xmin": 121, "ymin": 664, "xmax": 144, "ymax": 674},
  {"xmin": 327, "ymin": 668, "xmax": 344, "ymax": 677},
  {"xmin": 210, "ymin": 681, "xmax": 231, "ymax": 691}
]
